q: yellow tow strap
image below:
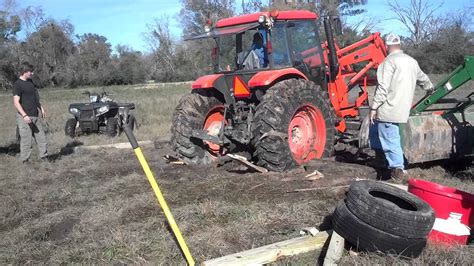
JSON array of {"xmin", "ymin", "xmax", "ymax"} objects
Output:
[{"xmin": 124, "ymin": 125, "xmax": 195, "ymax": 265}]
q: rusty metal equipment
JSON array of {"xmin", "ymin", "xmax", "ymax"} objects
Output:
[{"xmin": 402, "ymin": 55, "xmax": 474, "ymax": 163}]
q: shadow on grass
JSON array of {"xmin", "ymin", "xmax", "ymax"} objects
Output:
[
  {"xmin": 47, "ymin": 140, "xmax": 84, "ymax": 162},
  {"xmin": 0, "ymin": 143, "xmax": 20, "ymax": 155}
]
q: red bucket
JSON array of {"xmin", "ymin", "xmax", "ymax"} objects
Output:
[{"xmin": 408, "ymin": 179, "xmax": 474, "ymax": 245}]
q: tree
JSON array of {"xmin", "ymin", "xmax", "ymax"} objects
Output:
[
  {"xmin": 23, "ymin": 19, "xmax": 75, "ymax": 87},
  {"xmin": 60, "ymin": 33, "xmax": 113, "ymax": 87},
  {"xmin": 19, "ymin": 5, "xmax": 45, "ymax": 37},
  {"xmin": 387, "ymin": 0, "xmax": 443, "ymax": 48},
  {"xmin": 0, "ymin": 0, "xmax": 21, "ymax": 90},
  {"xmin": 110, "ymin": 45, "xmax": 148, "ymax": 85},
  {"xmin": 179, "ymin": 0, "xmax": 235, "ymax": 39},
  {"xmin": 408, "ymin": 11, "xmax": 474, "ymax": 73},
  {"xmin": 145, "ymin": 17, "xmax": 176, "ymax": 77}
]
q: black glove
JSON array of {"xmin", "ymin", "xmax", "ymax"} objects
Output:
[{"xmin": 425, "ymin": 87, "xmax": 435, "ymax": 96}]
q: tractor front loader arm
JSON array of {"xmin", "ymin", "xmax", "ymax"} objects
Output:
[
  {"xmin": 324, "ymin": 32, "xmax": 387, "ymax": 132},
  {"xmin": 411, "ymin": 55, "xmax": 474, "ymax": 115}
]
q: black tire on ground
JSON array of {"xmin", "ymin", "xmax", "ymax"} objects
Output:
[
  {"xmin": 251, "ymin": 79, "xmax": 336, "ymax": 172},
  {"xmin": 346, "ymin": 180, "xmax": 435, "ymax": 239},
  {"xmin": 106, "ymin": 117, "xmax": 119, "ymax": 137},
  {"xmin": 171, "ymin": 92, "xmax": 224, "ymax": 164},
  {"xmin": 332, "ymin": 201, "xmax": 427, "ymax": 257},
  {"xmin": 65, "ymin": 118, "xmax": 77, "ymax": 137}
]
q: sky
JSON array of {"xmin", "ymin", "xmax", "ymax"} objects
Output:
[{"xmin": 16, "ymin": 0, "xmax": 473, "ymax": 53}]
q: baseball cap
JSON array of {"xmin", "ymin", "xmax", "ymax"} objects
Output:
[{"xmin": 385, "ymin": 33, "xmax": 401, "ymax": 45}]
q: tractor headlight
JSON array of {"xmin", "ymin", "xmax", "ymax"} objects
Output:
[
  {"xmin": 69, "ymin": 107, "xmax": 79, "ymax": 114},
  {"xmin": 96, "ymin": 106, "xmax": 109, "ymax": 115},
  {"xmin": 258, "ymin": 15, "xmax": 266, "ymax": 23}
]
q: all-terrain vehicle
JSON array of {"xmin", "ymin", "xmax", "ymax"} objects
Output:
[
  {"xmin": 171, "ymin": 10, "xmax": 473, "ymax": 172},
  {"xmin": 65, "ymin": 91, "xmax": 136, "ymax": 137}
]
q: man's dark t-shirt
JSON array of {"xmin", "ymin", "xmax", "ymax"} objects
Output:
[{"xmin": 13, "ymin": 79, "xmax": 41, "ymax": 117}]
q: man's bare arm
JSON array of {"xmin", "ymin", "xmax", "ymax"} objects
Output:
[{"xmin": 13, "ymin": 95, "xmax": 32, "ymax": 123}]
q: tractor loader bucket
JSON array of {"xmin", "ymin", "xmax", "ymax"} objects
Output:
[{"xmin": 402, "ymin": 111, "xmax": 474, "ymax": 164}]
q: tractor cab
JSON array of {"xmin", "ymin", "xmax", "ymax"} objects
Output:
[{"xmin": 189, "ymin": 11, "xmax": 327, "ymax": 85}]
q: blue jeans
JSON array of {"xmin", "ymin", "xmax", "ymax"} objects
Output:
[{"xmin": 369, "ymin": 121, "xmax": 404, "ymax": 169}]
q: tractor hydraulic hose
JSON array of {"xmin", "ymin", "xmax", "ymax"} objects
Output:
[
  {"xmin": 323, "ymin": 17, "xmax": 339, "ymax": 81},
  {"xmin": 123, "ymin": 125, "xmax": 195, "ymax": 266}
]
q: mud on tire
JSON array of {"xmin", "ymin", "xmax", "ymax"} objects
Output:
[
  {"xmin": 346, "ymin": 180, "xmax": 435, "ymax": 239},
  {"xmin": 171, "ymin": 92, "xmax": 224, "ymax": 165},
  {"xmin": 251, "ymin": 79, "xmax": 336, "ymax": 172}
]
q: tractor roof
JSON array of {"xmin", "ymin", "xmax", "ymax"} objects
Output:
[{"xmin": 216, "ymin": 10, "xmax": 318, "ymax": 28}]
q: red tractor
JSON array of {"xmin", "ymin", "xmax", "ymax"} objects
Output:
[{"xmin": 171, "ymin": 10, "xmax": 387, "ymax": 171}]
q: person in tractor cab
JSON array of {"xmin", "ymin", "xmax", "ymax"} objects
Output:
[
  {"xmin": 369, "ymin": 33, "xmax": 433, "ymax": 180},
  {"xmin": 250, "ymin": 32, "xmax": 268, "ymax": 68}
]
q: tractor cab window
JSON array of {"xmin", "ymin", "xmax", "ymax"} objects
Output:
[
  {"xmin": 287, "ymin": 20, "xmax": 323, "ymax": 68},
  {"xmin": 271, "ymin": 21, "xmax": 291, "ymax": 68},
  {"xmin": 216, "ymin": 27, "xmax": 269, "ymax": 72},
  {"xmin": 217, "ymin": 35, "xmax": 235, "ymax": 72}
]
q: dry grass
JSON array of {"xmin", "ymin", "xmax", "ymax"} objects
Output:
[{"xmin": 0, "ymin": 81, "xmax": 473, "ymax": 264}]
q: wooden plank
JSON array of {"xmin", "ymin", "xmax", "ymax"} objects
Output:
[
  {"xmin": 227, "ymin": 154, "xmax": 268, "ymax": 173},
  {"xmin": 323, "ymin": 231, "xmax": 345, "ymax": 266},
  {"xmin": 203, "ymin": 230, "xmax": 330, "ymax": 266}
]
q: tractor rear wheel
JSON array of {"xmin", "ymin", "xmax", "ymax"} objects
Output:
[
  {"xmin": 252, "ymin": 79, "xmax": 336, "ymax": 172},
  {"xmin": 171, "ymin": 92, "xmax": 225, "ymax": 164}
]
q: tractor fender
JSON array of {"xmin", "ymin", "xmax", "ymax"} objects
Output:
[
  {"xmin": 191, "ymin": 74, "xmax": 224, "ymax": 89},
  {"xmin": 248, "ymin": 68, "xmax": 308, "ymax": 87}
]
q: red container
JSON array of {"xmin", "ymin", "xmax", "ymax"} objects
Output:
[{"xmin": 408, "ymin": 179, "xmax": 474, "ymax": 245}]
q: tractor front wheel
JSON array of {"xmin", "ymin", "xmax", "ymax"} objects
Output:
[
  {"xmin": 252, "ymin": 79, "xmax": 336, "ymax": 172},
  {"xmin": 171, "ymin": 92, "xmax": 225, "ymax": 164}
]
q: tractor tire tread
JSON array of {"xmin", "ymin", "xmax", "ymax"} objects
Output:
[
  {"xmin": 346, "ymin": 180, "xmax": 435, "ymax": 238},
  {"xmin": 333, "ymin": 200, "xmax": 426, "ymax": 257}
]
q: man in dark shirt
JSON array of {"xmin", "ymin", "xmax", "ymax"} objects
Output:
[{"xmin": 12, "ymin": 62, "xmax": 48, "ymax": 163}]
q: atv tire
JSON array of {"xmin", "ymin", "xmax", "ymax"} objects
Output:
[
  {"xmin": 106, "ymin": 117, "xmax": 119, "ymax": 137},
  {"xmin": 171, "ymin": 92, "xmax": 224, "ymax": 164},
  {"xmin": 128, "ymin": 114, "xmax": 137, "ymax": 130},
  {"xmin": 251, "ymin": 79, "xmax": 336, "ymax": 172},
  {"xmin": 346, "ymin": 180, "xmax": 435, "ymax": 239},
  {"xmin": 332, "ymin": 201, "xmax": 427, "ymax": 257},
  {"xmin": 65, "ymin": 118, "xmax": 77, "ymax": 137}
]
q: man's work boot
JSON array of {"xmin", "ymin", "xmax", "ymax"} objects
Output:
[
  {"xmin": 366, "ymin": 150, "xmax": 388, "ymax": 169},
  {"xmin": 390, "ymin": 168, "xmax": 407, "ymax": 181}
]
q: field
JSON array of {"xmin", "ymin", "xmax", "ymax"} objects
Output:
[{"xmin": 0, "ymin": 81, "xmax": 473, "ymax": 264}]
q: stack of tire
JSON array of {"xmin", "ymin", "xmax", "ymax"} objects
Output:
[{"xmin": 332, "ymin": 180, "xmax": 436, "ymax": 257}]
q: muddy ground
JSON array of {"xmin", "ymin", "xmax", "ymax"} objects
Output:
[{"xmin": 1, "ymin": 139, "xmax": 473, "ymax": 264}]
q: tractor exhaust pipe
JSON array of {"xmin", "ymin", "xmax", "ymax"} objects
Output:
[{"xmin": 323, "ymin": 16, "xmax": 340, "ymax": 81}]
